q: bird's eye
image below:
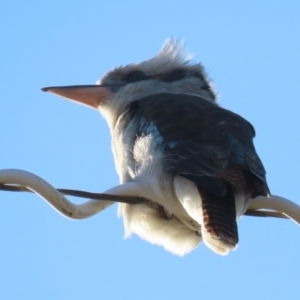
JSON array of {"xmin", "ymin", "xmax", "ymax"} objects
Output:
[
  {"xmin": 125, "ymin": 71, "xmax": 148, "ymax": 83},
  {"xmin": 159, "ymin": 69, "xmax": 187, "ymax": 82}
]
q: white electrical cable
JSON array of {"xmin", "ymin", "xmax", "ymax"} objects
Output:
[
  {"xmin": 248, "ymin": 195, "xmax": 300, "ymax": 225},
  {"xmin": 0, "ymin": 169, "xmax": 115, "ymax": 219},
  {"xmin": 1, "ymin": 168, "xmax": 300, "ymax": 226}
]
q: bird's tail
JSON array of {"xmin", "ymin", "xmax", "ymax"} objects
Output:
[{"xmin": 199, "ymin": 184, "xmax": 239, "ymax": 255}]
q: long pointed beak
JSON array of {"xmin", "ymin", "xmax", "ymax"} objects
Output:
[{"xmin": 41, "ymin": 85, "xmax": 114, "ymax": 109}]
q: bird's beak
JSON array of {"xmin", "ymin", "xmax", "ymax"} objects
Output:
[{"xmin": 41, "ymin": 85, "xmax": 114, "ymax": 109}]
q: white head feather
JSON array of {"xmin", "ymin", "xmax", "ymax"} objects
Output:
[{"xmin": 98, "ymin": 38, "xmax": 217, "ymax": 130}]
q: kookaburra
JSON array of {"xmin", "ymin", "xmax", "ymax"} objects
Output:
[{"xmin": 42, "ymin": 39, "xmax": 270, "ymax": 256}]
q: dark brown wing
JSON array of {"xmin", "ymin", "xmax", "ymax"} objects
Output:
[{"xmin": 128, "ymin": 93, "xmax": 269, "ymax": 198}]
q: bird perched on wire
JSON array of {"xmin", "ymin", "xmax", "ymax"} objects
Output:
[{"xmin": 42, "ymin": 39, "xmax": 270, "ymax": 256}]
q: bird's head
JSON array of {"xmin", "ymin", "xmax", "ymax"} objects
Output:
[{"xmin": 42, "ymin": 39, "xmax": 217, "ymax": 130}]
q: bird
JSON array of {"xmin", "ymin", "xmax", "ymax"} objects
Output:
[{"xmin": 42, "ymin": 39, "xmax": 270, "ymax": 256}]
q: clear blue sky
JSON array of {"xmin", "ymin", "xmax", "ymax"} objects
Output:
[{"xmin": 1, "ymin": 1, "xmax": 300, "ymax": 299}]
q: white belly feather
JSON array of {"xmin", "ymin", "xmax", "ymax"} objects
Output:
[{"xmin": 112, "ymin": 128, "xmax": 202, "ymax": 256}]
